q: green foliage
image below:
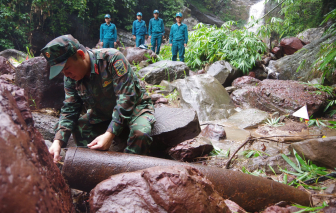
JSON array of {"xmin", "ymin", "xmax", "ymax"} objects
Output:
[
  {"xmin": 280, "ymin": 149, "xmax": 328, "ymax": 189},
  {"xmin": 165, "ymin": 90, "xmax": 179, "ymax": 102},
  {"xmin": 240, "ymin": 149, "xmax": 270, "ymax": 158},
  {"xmin": 157, "ymin": 45, "xmax": 172, "ymax": 61},
  {"xmin": 307, "ymin": 117, "xmax": 327, "ymax": 127},
  {"xmin": 241, "ymin": 167, "xmax": 265, "ymax": 176},
  {"xmin": 209, "ymin": 146, "xmax": 229, "ymax": 157},
  {"xmin": 185, "ymin": 22, "xmax": 267, "ymax": 73},
  {"xmin": 265, "ymin": 117, "xmax": 285, "ymax": 127},
  {"xmin": 292, "ymin": 202, "xmax": 328, "ymax": 213}
]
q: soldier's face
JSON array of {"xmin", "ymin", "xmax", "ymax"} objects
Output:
[
  {"xmin": 62, "ymin": 52, "xmax": 89, "ymax": 81},
  {"xmin": 154, "ymin": 13, "xmax": 159, "ymax": 19},
  {"xmin": 137, "ymin": 16, "xmax": 142, "ymax": 21},
  {"xmin": 176, "ymin": 17, "xmax": 182, "ymax": 23},
  {"xmin": 105, "ymin": 18, "xmax": 111, "ymax": 24}
]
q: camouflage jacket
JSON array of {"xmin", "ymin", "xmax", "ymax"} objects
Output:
[{"xmin": 54, "ymin": 48, "xmax": 154, "ymax": 145}]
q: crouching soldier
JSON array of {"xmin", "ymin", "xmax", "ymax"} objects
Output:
[
  {"xmin": 132, "ymin": 12, "xmax": 148, "ymax": 47},
  {"xmin": 41, "ymin": 35, "xmax": 155, "ymax": 163},
  {"xmin": 170, "ymin": 12, "xmax": 188, "ymax": 62}
]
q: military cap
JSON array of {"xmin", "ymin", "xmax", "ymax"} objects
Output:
[
  {"xmin": 105, "ymin": 14, "xmax": 111, "ymax": 18},
  {"xmin": 153, "ymin": 10, "xmax": 159, "ymax": 14},
  {"xmin": 137, "ymin": 12, "xmax": 142, "ymax": 16},
  {"xmin": 40, "ymin": 34, "xmax": 80, "ymax": 80},
  {"xmin": 176, "ymin": 12, "xmax": 183, "ymax": 17}
]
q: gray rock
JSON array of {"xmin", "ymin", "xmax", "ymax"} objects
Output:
[
  {"xmin": 297, "ymin": 28, "xmax": 324, "ymax": 44},
  {"xmin": 0, "ymin": 49, "xmax": 27, "ymax": 60},
  {"xmin": 183, "ymin": 17, "xmax": 199, "ymax": 31},
  {"xmin": 247, "ymin": 155, "xmax": 297, "ymax": 174},
  {"xmin": 168, "ymin": 137, "xmax": 213, "ymax": 161},
  {"xmin": 181, "ymin": 6, "xmax": 192, "ymax": 18},
  {"xmin": 159, "ymin": 80, "xmax": 177, "ymax": 92},
  {"xmin": 188, "ymin": 3, "xmax": 224, "ymax": 27},
  {"xmin": 206, "ymin": 61, "xmax": 243, "ymax": 87},
  {"xmin": 122, "ymin": 47, "xmax": 157, "ymax": 65},
  {"xmin": 268, "ymin": 33, "xmax": 336, "ymax": 84},
  {"xmin": 324, "ymin": 184, "xmax": 336, "ymax": 194},
  {"xmin": 226, "ymin": 108, "xmax": 269, "ymax": 129},
  {"xmin": 117, "ymin": 29, "xmax": 136, "ymax": 47},
  {"xmin": 15, "ymin": 57, "xmax": 65, "ymax": 110},
  {"xmin": 225, "ymin": 86, "xmax": 237, "ymax": 94},
  {"xmin": 138, "ymin": 60, "xmax": 189, "ymax": 85},
  {"xmin": 151, "ymin": 107, "xmax": 201, "ymax": 147},
  {"xmin": 200, "ymin": 124, "xmax": 226, "ymax": 141},
  {"xmin": 32, "ymin": 112, "xmax": 58, "ymax": 141},
  {"xmin": 309, "ymin": 78, "xmax": 322, "ymax": 85},
  {"xmin": 291, "ymin": 137, "xmax": 336, "ymax": 169},
  {"xmin": 172, "ymin": 74, "xmax": 236, "ymax": 121}
]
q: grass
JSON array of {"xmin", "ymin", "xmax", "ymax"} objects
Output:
[{"xmin": 265, "ymin": 117, "xmax": 285, "ymax": 127}]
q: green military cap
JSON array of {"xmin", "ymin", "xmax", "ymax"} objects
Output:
[{"xmin": 41, "ymin": 34, "xmax": 80, "ymax": 80}]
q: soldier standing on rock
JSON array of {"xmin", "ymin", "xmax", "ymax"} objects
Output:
[
  {"xmin": 100, "ymin": 14, "xmax": 117, "ymax": 48},
  {"xmin": 132, "ymin": 12, "xmax": 148, "ymax": 47},
  {"xmin": 41, "ymin": 35, "xmax": 155, "ymax": 163},
  {"xmin": 170, "ymin": 12, "xmax": 188, "ymax": 62},
  {"xmin": 148, "ymin": 10, "xmax": 165, "ymax": 54}
]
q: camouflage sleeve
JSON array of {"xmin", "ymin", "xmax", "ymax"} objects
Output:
[
  {"xmin": 106, "ymin": 53, "xmax": 138, "ymax": 136},
  {"xmin": 54, "ymin": 76, "xmax": 82, "ymax": 147}
]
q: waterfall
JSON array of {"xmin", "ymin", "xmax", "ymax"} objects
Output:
[{"xmin": 247, "ymin": 0, "xmax": 266, "ymax": 33}]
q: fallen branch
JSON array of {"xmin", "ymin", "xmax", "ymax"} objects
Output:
[
  {"xmin": 225, "ymin": 136, "xmax": 253, "ymax": 169},
  {"xmin": 304, "ymin": 172, "xmax": 336, "ymax": 185}
]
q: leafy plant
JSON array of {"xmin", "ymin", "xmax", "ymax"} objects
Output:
[
  {"xmin": 292, "ymin": 201, "xmax": 328, "ymax": 213},
  {"xmin": 209, "ymin": 146, "xmax": 230, "ymax": 157},
  {"xmin": 185, "ymin": 22, "xmax": 267, "ymax": 73},
  {"xmin": 241, "ymin": 167, "xmax": 265, "ymax": 177},
  {"xmin": 307, "ymin": 116, "xmax": 327, "ymax": 127},
  {"xmin": 157, "ymin": 45, "xmax": 172, "ymax": 61},
  {"xmin": 265, "ymin": 117, "xmax": 285, "ymax": 127},
  {"xmin": 240, "ymin": 149, "xmax": 270, "ymax": 158},
  {"xmin": 280, "ymin": 149, "xmax": 328, "ymax": 189}
]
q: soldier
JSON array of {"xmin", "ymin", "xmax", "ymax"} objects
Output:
[
  {"xmin": 170, "ymin": 12, "xmax": 188, "ymax": 62},
  {"xmin": 148, "ymin": 10, "xmax": 165, "ymax": 54},
  {"xmin": 132, "ymin": 12, "xmax": 148, "ymax": 47},
  {"xmin": 41, "ymin": 35, "xmax": 155, "ymax": 163},
  {"xmin": 100, "ymin": 14, "xmax": 117, "ymax": 48}
]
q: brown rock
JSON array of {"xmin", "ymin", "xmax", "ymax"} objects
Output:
[
  {"xmin": 280, "ymin": 37, "xmax": 305, "ymax": 55},
  {"xmin": 224, "ymin": 200, "xmax": 247, "ymax": 213},
  {"xmin": 122, "ymin": 47, "xmax": 157, "ymax": 65},
  {"xmin": 200, "ymin": 124, "xmax": 226, "ymax": 140},
  {"xmin": 230, "ymin": 79, "xmax": 329, "ymax": 115},
  {"xmin": 89, "ymin": 166, "xmax": 231, "ymax": 213},
  {"xmin": 232, "ymin": 76, "xmax": 260, "ymax": 88},
  {"xmin": 271, "ymin": 46, "xmax": 283, "ymax": 59},
  {"xmin": 15, "ymin": 57, "xmax": 65, "ymax": 110},
  {"xmin": 0, "ymin": 56, "xmax": 15, "ymax": 74},
  {"xmin": 248, "ymin": 71, "xmax": 256, "ymax": 78},
  {"xmin": 155, "ymin": 97, "xmax": 168, "ymax": 104},
  {"xmin": 291, "ymin": 137, "xmax": 336, "ymax": 169},
  {"xmin": 0, "ymin": 80, "xmax": 73, "ymax": 212},
  {"xmin": 168, "ymin": 137, "xmax": 214, "ymax": 161}
]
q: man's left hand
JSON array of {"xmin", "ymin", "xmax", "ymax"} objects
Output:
[
  {"xmin": 114, "ymin": 42, "xmax": 117, "ymax": 46},
  {"xmin": 184, "ymin": 43, "xmax": 187, "ymax": 47},
  {"xmin": 88, "ymin": 132, "xmax": 115, "ymax": 150}
]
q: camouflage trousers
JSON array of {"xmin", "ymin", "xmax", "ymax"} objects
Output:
[{"xmin": 72, "ymin": 112, "xmax": 156, "ymax": 155}]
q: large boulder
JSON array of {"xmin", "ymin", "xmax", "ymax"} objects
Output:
[
  {"xmin": 0, "ymin": 56, "xmax": 15, "ymax": 74},
  {"xmin": 200, "ymin": 124, "xmax": 226, "ymax": 141},
  {"xmin": 280, "ymin": 37, "xmax": 306, "ymax": 55},
  {"xmin": 268, "ymin": 33, "xmax": 336, "ymax": 83},
  {"xmin": 151, "ymin": 107, "xmax": 201, "ymax": 147},
  {"xmin": 138, "ymin": 60, "xmax": 189, "ymax": 85},
  {"xmin": 89, "ymin": 166, "xmax": 238, "ymax": 213},
  {"xmin": 232, "ymin": 76, "xmax": 260, "ymax": 88},
  {"xmin": 121, "ymin": 47, "xmax": 157, "ymax": 65},
  {"xmin": 32, "ymin": 112, "xmax": 59, "ymax": 141},
  {"xmin": 15, "ymin": 57, "xmax": 65, "ymax": 110},
  {"xmin": 230, "ymin": 79, "xmax": 329, "ymax": 115},
  {"xmin": 297, "ymin": 28, "xmax": 324, "ymax": 44},
  {"xmin": 206, "ymin": 60, "xmax": 243, "ymax": 86},
  {"xmin": 0, "ymin": 80, "xmax": 73, "ymax": 212},
  {"xmin": 226, "ymin": 108, "xmax": 269, "ymax": 129},
  {"xmin": 291, "ymin": 137, "xmax": 336, "ymax": 169},
  {"xmin": 188, "ymin": 3, "xmax": 224, "ymax": 27},
  {"xmin": 0, "ymin": 49, "xmax": 27, "ymax": 60},
  {"xmin": 117, "ymin": 29, "xmax": 136, "ymax": 47},
  {"xmin": 172, "ymin": 74, "xmax": 236, "ymax": 121}
]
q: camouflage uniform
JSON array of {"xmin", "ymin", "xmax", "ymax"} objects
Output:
[{"xmin": 41, "ymin": 35, "xmax": 155, "ymax": 155}]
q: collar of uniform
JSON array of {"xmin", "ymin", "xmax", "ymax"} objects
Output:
[
  {"xmin": 175, "ymin": 22, "xmax": 184, "ymax": 26},
  {"xmin": 105, "ymin": 23, "xmax": 111, "ymax": 26},
  {"xmin": 88, "ymin": 50, "xmax": 96, "ymax": 75}
]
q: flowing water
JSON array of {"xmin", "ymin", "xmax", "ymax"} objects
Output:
[{"xmin": 247, "ymin": 0, "xmax": 266, "ymax": 33}]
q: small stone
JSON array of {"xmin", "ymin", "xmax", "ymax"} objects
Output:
[
  {"xmin": 325, "ymin": 184, "xmax": 336, "ymax": 194},
  {"xmin": 200, "ymin": 124, "xmax": 226, "ymax": 141}
]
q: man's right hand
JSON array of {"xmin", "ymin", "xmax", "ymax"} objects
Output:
[
  {"xmin": 133, "ymin": 35, "xmax": 136, "ymax": 40},
  {"xmin": 49, "ymin": 140, "xmax": 63, "ymax": 163},
  {"xmin": 99, "ymin": 42, "xmax": 103, "ymax": 46},
  {"xmin": 149, "ymin": 36, "xmax": 151, "ymax": 40}
]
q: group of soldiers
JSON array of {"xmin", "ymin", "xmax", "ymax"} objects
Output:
[{"xmin": 100, "ymin": 10, "xmax": 188, "ymax": 62}]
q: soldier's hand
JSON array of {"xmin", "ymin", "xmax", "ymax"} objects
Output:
[
  {"xmin": 49, "ymin": 140, "xmax": 63, "ymax": 163},
  {"xmin": 88, "ymin": 132, "xmax": 114, "ymax": 151},
  {"xmin": 133, "ymin": 35, "xmax": 136, "ymax": 40},
  {"xmin": 170, "ymin": 43, "xmax": 172, "ymax": 46},
  {"xmin": 100, "ymin": 42, "xmax": 103, "ymax": 46},
  {"xmin": 114, "ymin": 42, "xmax": 117, "ymax": 46},
  {"xmin": 184, "ymin": 43, "xmax": 187, "ymax": 47},
  {"xmin": 149, "ymin": 36, "xmax": 151, "ymax": 40}
]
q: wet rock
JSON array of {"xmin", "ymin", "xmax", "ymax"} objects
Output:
[
  {"xmin": 0, "ymin": 56, "xmax": 15, "ymax": 74},
  {"xmin": 138, "ymin": 60, "xmax": 149, "ymax": 68},
  {"xmin": 280, "ymin": 37, "xmax": 306, "ymax": 55},
  {"xmin": 232, "ymin": 76, "xmax": 260, "ymax": 88},
  {"xmin": 226, "ymin": 108, "xmax": 269, "ymax": 129},
  {"xmin": 121, "ymin": 47, "xmax": 157, "ymax": 65},
  {"xmin": 297, "ymin": 28, "xmax": 324, "ymax": 44},
  {"xmin": 139, "ymin": 60, "xmax": 189, "ymax": 85},
  {"xmin": 271, "ymin": 46, "xmax": 283, "ymax": 59},
  {"xmin": 32, "ymin": 112, "xmax": 59, "ymax": 141},
  {"xmin": 150, "ymin": 93, "xmax": 164, "ymax": 102},
  {"xmin": 248, "ymin": 71, "xmax": 256, "ymax": 78},
  {"xmin": 15, "ymin": 57, "xmax": 65, "ymax": 110},
  {"xmin": 155, "ymin": 97, "xmax": 168, "ymax": 104},
  {"xmin": 325, "ymin": 184, "xmax": 336, "ymax": 194},
  {"xmin": 188, "ymin": 3, "xmax": 224, "ymax": 27},
  {"xmin": 183, "ymin": 17, "xmax": 199, "ymax": 31},
  {"xmin": 172, "ymin": 74, "xmax": 236, "ymax": 121},
  {"xmin": 206, "ymin": 60, "xmax": 242, "ymax": 86},
  {"xmin": 168, "ymin": 137, "xmax": 213, "ymax": 161},
  {"xmin": 159, "ymin": 80, "xmax": 177, "ymax": 92},
  {"xmin": 269, "ymin": 34, "xmax": 336, "ymax": 84},
  {"xmin": 0, "ymin": 49, "xmax": 27, "ymax": 60},
  {"xmin": 263, "ymin": 57, "xmax": 272, "ymax": 66},
  {"xmin": 0, "ymin": 80, "xmax": 73, "ymax": 212},
  {"xmin": 230, "ymin": 79, "xmax": 329, "ymax": 115},
  {"xmin": 200, "ymin": 124, "xmax": 226, "ymax": 140},
  {"xmin": 117, "ymin": 29, "xmax": 136, "ymax": 47},
  {"xmin": 291, "ymin": 137, "xmax": 336, "ymax": 169},
  {"xmin": 0, "ymin": 74, "xmax": 15, "ymax": 82},
  {"xmin": 247, "ymin": 155, "xmax": 296, "ymax": 174},
  {"xmin": 225, "ymin": 86, "xmax": 237, "ymax": 94},
  {"xmin": 89, "ymin": 166, "xmax": 231, "ymax": 213},
  {"xmin": 151, "ymin": 107, "xmax": 201, "ymax": 147}
]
